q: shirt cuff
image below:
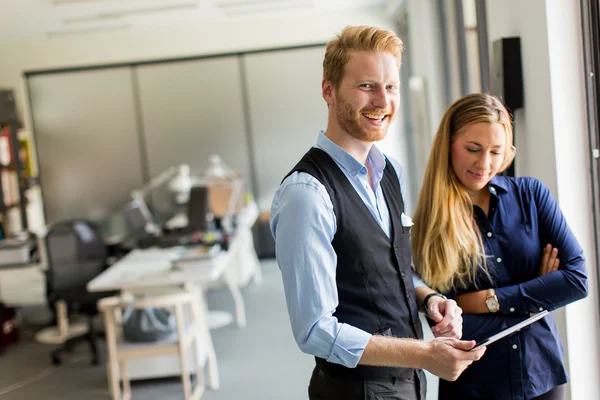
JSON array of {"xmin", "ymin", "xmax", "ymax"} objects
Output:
[
  {"xmin": 495, "ymin": 285, "xmax": 542, "ymax": 315},
  {"xmin": 326, "ymin": 323, "xmax": 372, "ymax": 368},
  {"xmin": 412, "ymin": 272, "xmax": 427, "ymax": 289}
]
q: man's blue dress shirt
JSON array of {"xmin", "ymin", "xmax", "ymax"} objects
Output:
[
  {"xmin": 446, "ymin": 176, "xmax": 588, "ymax": 400},
  {"xmin": 270, "ymin": 132, "xmax": 425, "ymax": 368}
]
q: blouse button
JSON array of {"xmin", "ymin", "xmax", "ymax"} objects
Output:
[
  {"xmin": 487, "ymin": 232, "xmax": 493, "ymax": 238},
  {"xmin": 496, "ymin": 257, "xmax": 502, "ymax": 263},
  {"xmin": 539, "ymin": 307, "xmax": 544, "ymax": 312},
  {"xmin": 510, "ymin": 307, "xmax": 515, "ymax": 312},
  {"xmin": 512, "ymin": 344, "xmax": 518, "ymax": 350}
]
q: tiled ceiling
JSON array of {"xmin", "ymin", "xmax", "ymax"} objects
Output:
[{"xmin": 0, "ymin": 0, "xmax": 399, "ymax": 40}]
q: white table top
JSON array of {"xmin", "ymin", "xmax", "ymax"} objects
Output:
[
  {"xmin": 87, "ymin": 200, "xmax": 258, "ymax": 293},
  {"xmin": 87, "ymin": 245, "xmax": 230, "ymax": 293}
]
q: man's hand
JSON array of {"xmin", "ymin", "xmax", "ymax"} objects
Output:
[
  {"xmin": 422, "ymin": 338, "xmax": 486, "ymax": 382},
  {"xmin": 539, "ymin": 244, "xmax": 559, "ymax": 276},
  {"xmin": 427, "ymin": 297, "xmax": 463, "ymax": 339}
]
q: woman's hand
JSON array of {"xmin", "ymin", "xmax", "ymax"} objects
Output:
[
  {"xmin": 456, "ymin": 245, "xmax": 559, "ymax": 315},
  {"xmin": 539, "ymin": 244, "xmax": 560, "ymax": 276}
]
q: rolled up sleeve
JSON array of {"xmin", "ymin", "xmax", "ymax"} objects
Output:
[
  {"xmin": 270, "ymin": 173, "xmax": 372, "ymax": 367},
  {"xmin": 495, "ymin": 179, "xmax": 588, "ymax": 314}
]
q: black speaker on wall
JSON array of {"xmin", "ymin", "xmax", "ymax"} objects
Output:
[
  {"xmin": 490, "ymin": 37, "xmax": 524, "ymax": 177},
  {"xmin": 0, "ymin": 90, "xmax": 17, "ymax": 122}
]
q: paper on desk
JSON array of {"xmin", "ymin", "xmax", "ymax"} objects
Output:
[{"xmin": 172, "ymin": 244, "xmax": 221, "ymax": 263}]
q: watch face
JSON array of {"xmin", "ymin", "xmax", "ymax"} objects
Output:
[{"xmin": 486, "ymin": 297, "xmax": 499, "ymax": 311}]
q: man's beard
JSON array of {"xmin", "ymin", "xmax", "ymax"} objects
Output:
[{"xmin": 334, "ymin": 94, "xmax": 392, "ymax": 142}]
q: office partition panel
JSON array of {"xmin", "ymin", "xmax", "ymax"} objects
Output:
[
  {"xmin": 135, "ymin": 57, "xmax": 251, "ymax": 218},
  {"xmin": 28, "ymin": 68, "xmax": 145, "ymax": 225},
  {"xmin": 243, "ymin": 46, "xmax": 327, "ymax": 210}
]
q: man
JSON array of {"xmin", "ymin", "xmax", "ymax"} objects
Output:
[{"xmin": 270, "ymin": 26, "xmax": 485, "ymax": 400}]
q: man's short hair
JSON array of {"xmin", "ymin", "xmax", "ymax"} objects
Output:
[{"xmin": 323, "ymin": 25, "xmax": 404, "ymax": 89}]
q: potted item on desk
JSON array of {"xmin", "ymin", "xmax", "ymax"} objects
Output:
[{"xmin": 170, "ymin": 243, "xmax": 221, "ymax": 270}]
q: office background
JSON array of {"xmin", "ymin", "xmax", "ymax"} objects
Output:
[
  {"xmin": 26, "ymin": 47, "xmax": 325, "ymax": 226},
  {"xmin": 0, "ymin": 0, "xmax": 598, "ymax": 399}
]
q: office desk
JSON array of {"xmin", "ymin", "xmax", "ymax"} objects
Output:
[
  {"xmin": 89, "ymin": 201, "xmax": 261, "ymax": 322},
  {"xmin": 0, "ymin": 238, "xmax": 47, "ymax": 307},
  {"xmin": 87, "ymin": 227, "xmax": 258, "ymax": 380},
  {"xmin": 87, "ymin": 239, "xmax": 247, "ymax": 328}
]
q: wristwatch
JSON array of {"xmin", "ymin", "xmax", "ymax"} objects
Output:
[{"xmin": 485, "ymin": 288, "xmax": 500, "ymax": 313}]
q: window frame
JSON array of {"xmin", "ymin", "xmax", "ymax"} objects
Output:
[{"xmin": 580, "ymin": 0, "xmax": 600, "ymax": 313}]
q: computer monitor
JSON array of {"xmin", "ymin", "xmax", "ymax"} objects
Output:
[
  {"xmin": 123, "ymin": 202, "xmax": 153, "ymax": 241},
  {"xmin": 187, "ymin": 185, "xmax": 209, "ymax": 232}
]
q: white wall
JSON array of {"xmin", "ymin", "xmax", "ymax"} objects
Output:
[
  {"xmin": 486, "ymin": 1, "xmax": 600, "ymax": 399},
  {"xmin": 0, "ymin": 8, "xmax": 396, "ymax": 135},
  {"xmin": 404, "ymin": 0, "xmax": 448, "ymax": 216},
  {"xmin": 406, "ymin": 0, "xmax": 447, "ymax": 139},
  {"xmin": 546, "ymin": 1, "xmax": 600, "ymax": 399}
]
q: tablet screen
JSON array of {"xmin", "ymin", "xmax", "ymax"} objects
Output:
[{"xmin": 470, "ymin": 310, "xmax": 549, "ymax": 351}]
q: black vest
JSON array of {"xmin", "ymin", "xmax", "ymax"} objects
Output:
[{"xmin": 284, "ymin": 147, "xmax": 423, "ymax": 379}]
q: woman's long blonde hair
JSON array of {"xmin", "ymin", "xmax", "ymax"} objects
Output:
[{"xmin": 411, "ymin": 93, "xmax": 516, "ymax": 292}]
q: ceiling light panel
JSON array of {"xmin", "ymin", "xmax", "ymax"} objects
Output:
[
  {"xmin": 0, "ymin": 0, "xmax": 389, "ymax": 40},
  {"xmin": 61, "ymin": 2, "xmax": 198, "ymax": 24},
  {"xmin": 52, "ymin": 0, "xmax": 110, "ymax": 5},
  {"xmin": 216, "ymin": 0, "xmax": 315, "ymax": 17},
  {"xmin": 46, "ymin": 23, "xmax": 130, "ymax": 38},
  {"xmin": 48, "ymin": 0, "xmax": 204, "ymax": 30},
  {"xmin": 312, "ymin": 0, "xmax": 387, "ymax": 9}
]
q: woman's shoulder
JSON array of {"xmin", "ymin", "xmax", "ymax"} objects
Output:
[{"xmin": 493, "ymin": 175, "xmax": 546, "ymax": 193}]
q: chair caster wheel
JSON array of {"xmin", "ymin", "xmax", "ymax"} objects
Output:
[{"xmin": 51, "ymin": 354, "xmax": 61, "ymax": 365}]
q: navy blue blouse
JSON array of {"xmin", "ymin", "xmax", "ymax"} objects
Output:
[{"xmin": 443, "ymin": 176, "xmax": 588, "ymax": 400}]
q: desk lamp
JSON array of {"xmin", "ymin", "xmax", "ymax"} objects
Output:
[
  {"xmin": 201, "ymin": 155, "xmax": 244, "ymax": 234},
  {"xmin": 130, "ymin": 164, "xmax": 199, "ymax": 233}
]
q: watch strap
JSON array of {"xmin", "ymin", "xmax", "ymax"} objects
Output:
[
  {"xmin": 486, "ymin": 288, "xmax": 500, "ymax": 312},
  {"xmin": 423, "ymin": 292, "xmax": 447, "ymax": 314}
]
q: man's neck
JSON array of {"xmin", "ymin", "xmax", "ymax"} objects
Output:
[{"xmin": 324, "ymin": 127, "xmax": 372, "ymax": 165}]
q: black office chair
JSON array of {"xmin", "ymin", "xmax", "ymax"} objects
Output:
[{"xmin": 45, "ymin": 219, "xmax": 115, "ymax": 365}]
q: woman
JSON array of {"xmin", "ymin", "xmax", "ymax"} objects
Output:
[{"xmin": 411, "ymin": 93, "xmax": 588, "ymax": 400}]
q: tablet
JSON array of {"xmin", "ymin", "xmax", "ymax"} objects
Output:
[{"xmin": 470, "ymin": 310, "xmax": 549, "ymax": 351}]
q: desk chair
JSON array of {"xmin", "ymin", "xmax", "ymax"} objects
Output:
[
  {"xmin": 42, "ymin": 219, "xmax": 116, "ymax": 365},
  {"xmin": 98, "ymin": 286, "xmax": 218, "ymax": 400}
]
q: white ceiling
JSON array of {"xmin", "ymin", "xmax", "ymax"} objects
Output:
[{"xmin": 0, "ymin": 0, "xmax": 399, "ymax": 40}]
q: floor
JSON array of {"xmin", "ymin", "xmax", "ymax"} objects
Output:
[{"xmin": 0, "ymin": 259, "xmax": 438, "ymax": 399}]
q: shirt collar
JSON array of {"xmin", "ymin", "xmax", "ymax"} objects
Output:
[
  {"xmin": 489, "ymin": 175, "xmax": 509, "ymax": 195},
  {"xmin": 316, "ymin": 130, "xmax": 386, "ymax": 178}
]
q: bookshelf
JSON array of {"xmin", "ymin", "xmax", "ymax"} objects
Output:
[{"xmin": 0, "ymin": 90, "xmax": 29, "ymax": 236}]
